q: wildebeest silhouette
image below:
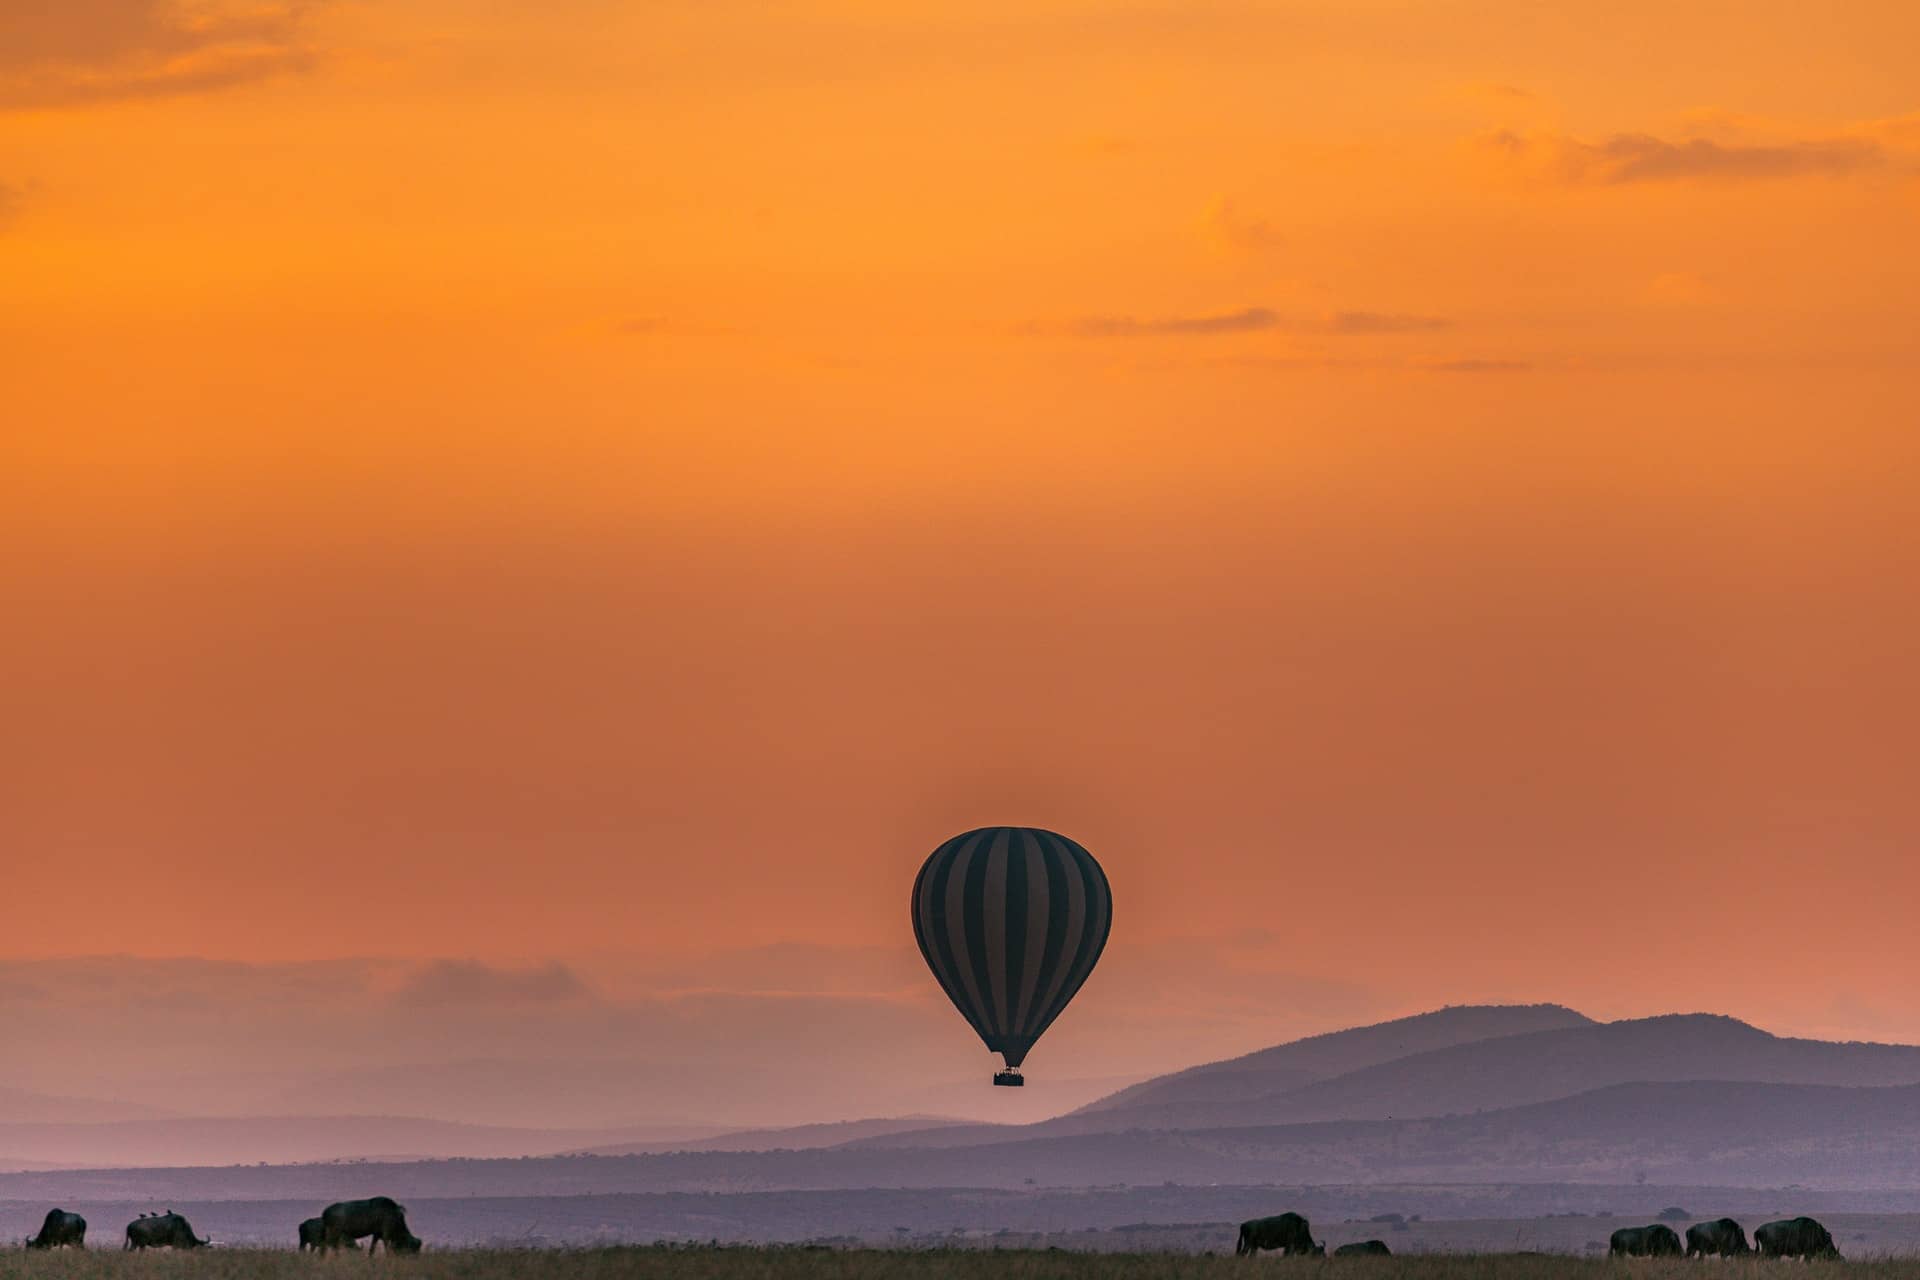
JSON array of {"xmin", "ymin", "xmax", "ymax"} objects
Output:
[
  {"xmin": 124, "ymin": 1212, "xmax": 207, "ymax": 1250},
  {"xmin": 298, "ymin": 1217, "xmax": 331, "ymax": 1252},
  {"xmin": 1236, "ymin": 1212, "xmax": 1324, "ymax": 1257},
  {"xmin": 1609, "ymin": 1225, "xmax": 1683, "ymax": 1257},
  {"xmin": 25, "ymin": 1209, "xmax": 86, "ymax": 1249},
  {"xmin": 1756, "ymin": 1217, "xmax": 1840, "ymax": 1260},
  {"xmin": 1333, "ymin": 1240, "xmax": 1392, "ymax": 1256},
  {"xmin": 320, "ymin": 1197, "xmax": 421, "ymax": 1254},
  {"xmin": 1685, "ymin": 1218, "xmax": 1750, "ymax": 1257}
]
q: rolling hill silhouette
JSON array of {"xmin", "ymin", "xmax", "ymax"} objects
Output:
[
  {"xmin": 833, "ymin": 1077, "xmax": 1920, "ymax": 1188},
  {"xmin": 1077, "ymin": 1003, "xmax": 1594, "ymax": 1115},
  {"xmin": 0, "ymin": 1115, "xmax": 712, "ymax": 1170},
  {"xmin": 17, "ymin": 1078, "xmax": 1920, "ymax": 1193},
  {"xmin": 0, "ymin": 1085, "xmax": 168, "ymax": 1126},
  {"xmin": 19, "ymin": 1003, "xmax": 1920, "ymax": 1186},
  {"xmin": 572, "ymin": 1115, "xmax": 970, "ymax": 1155},
  {"xmin": 1063, "ymin": 1012, "xmax": 1920, "ymax": 1134},
  {"xmin": 849, "ymin": 1006, "xmax": 1920, "ymax": 1148}
]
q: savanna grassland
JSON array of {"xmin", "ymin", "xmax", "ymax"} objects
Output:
[{"xmin": 0, "ymin": 1251, "xmax": 1893, "ymax": 1280}]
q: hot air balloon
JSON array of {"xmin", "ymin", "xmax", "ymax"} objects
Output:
[{"xmin": 911, "ymin": 827, "xmax": 1112, "ymax": 1086}]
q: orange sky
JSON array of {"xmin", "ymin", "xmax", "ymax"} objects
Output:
[{"xmin": 4, "ymin": 0, "xmax": 1920, "ymax": 1073}]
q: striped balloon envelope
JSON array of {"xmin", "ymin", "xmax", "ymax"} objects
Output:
[{"xmin": 910, "ymin": 827, "xmax": 1112, "ymax": 1086}]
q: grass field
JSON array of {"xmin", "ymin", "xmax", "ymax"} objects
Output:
[{"xmin": 0, "ymin": 1250, "xmax": 1891, "ymax": 1280}]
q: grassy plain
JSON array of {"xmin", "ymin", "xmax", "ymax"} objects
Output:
[{"xmin": 0, "ymin": 1250, "xmax": 1894, "ymax": 1280}]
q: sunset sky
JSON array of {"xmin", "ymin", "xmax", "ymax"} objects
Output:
[{"xmin": 4, "ymin": 1, "xmax": 1919, "ymax": 1120}]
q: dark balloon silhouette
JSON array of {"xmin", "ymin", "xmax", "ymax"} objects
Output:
[{"xmin": 911, "ymin": 827, "xmax": 1111, "ymax": 1086}]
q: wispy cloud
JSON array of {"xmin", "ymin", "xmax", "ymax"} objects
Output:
[
  {"xmin": 1484, "ymin": 128, "xmax": 1887, "ymax": 184},
  {"xmin": 1202, "ymin": 197, "xmax": 1285, "ymax": 253},
  {"xmin": 1209, "ymin": 354, "xmax": 1534, "ymax": 375},
  {"xmin": 0, "ymin": 0, "xmax": 322, "ymax": 110},
  {"xmin": 1421, "ymin": 358, "xmax": 1531, "ymax": 374},
  {"xmin": 1073, "ymin": 307, "xmax": 1451, "ymax": 339},
  {"xmin": 1326, "ymin": 311, "xmax": 1451, "ymax": 335},
  {"xmin": 394, "ymin": 960, "xmax": 592, "ymax": 1008},
  {"xmin": 611, "ymin": 316, "xmax": 745, "ymax": 338},
  {"xmin": 1068, "ymin": 133, "xmax": 1139, "ymax": 157},
  {"xmin": 1076, "ymin": 306, "xmax": 1281, "ymax": 337},
  {"xmin": 1643, "ymin": 272, "xmax": 1720, "ymax": 308}
]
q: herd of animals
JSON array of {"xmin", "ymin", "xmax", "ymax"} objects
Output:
[
  {"xmin": 1234, "ymin": 1212, "xmax": 1847, "ymax": 1261},
  {"xmin": 22, "ymin": 1197, "xmax": 421, "ymax": 1253},
  {"xmin": 1607, "ymin": 1219, "xmax": 1840, "ymax": 1262},
  {"xmin": 7, "ymin": 1199, "xmax": 1854, "ymax": 1260}
]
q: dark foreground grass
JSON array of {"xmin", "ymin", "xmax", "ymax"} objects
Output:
[{"xmin": 0, "ymin": 1250, "xmax": 1897, "ymax": 1280}]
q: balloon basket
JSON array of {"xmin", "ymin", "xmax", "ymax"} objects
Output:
[{"xmin": 992, "ymin": 1070, "xmax": 1025, "ymax": 1087}]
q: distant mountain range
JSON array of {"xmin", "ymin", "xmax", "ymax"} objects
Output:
[
  {"xmin": 0, "ymin": 1085, "xmax": 170, "ymax": 1126},
  {"xmin": 16, "ymin": 1075, "xmax": 1920, "ymax": 1195},
  {"xmin": 572, "ymin": 1116, "xmax": 969, "ymax": 1156},
  {"xmin": 14, "ymin": 1004, "xmax": 1920, "ymax": 1185},
  {"xmin": 846, "ymin": 1006, "xmax": 1920, "ymax": 1149},
  {"xmin": 0, "ymin": 1115, "xmax": 728, "ymax": 1171},
  {"xmin": 0, "ymin": 1112, "xmax": 971, "ymax": 1171},
  {"xmin": 1079, "ymin": 1003, "xmax": 1596, "ymax": 1115}
]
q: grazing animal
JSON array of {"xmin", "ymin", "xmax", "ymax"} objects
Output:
[
  {"xmin": 1334, "ymin": 1240, "xmax": 1392, "ymax": 1257},
  {"xmin": 298, "ymin": 1218, "xmax": 330, "ymax": 1252},
  {"xmin": 320, "ymin": 1197, "xmax": 421, "ymax": 1254},
  {"xmin": 1755, "ymin": 1217, "xmax": 1840, "ymax": 1260},
  {"xmin": 1685, "ymin": 1218, "xmax": 1750, "ymax": 1257},
  {"xmin": 26, "ymin": 1209, "xmax": 86, "ymax": 1250},
  {"xmin": 123, "ymin": 1212, "xmax": 207, "ymax": 1250},
  {"xmin": 1236, "ymin": 1213, "xmax": 1324, "ymax": 1257},
  {"xmin": 1609, "ymin": 1225, "xmax": 1683, "ymax": 1257}
]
